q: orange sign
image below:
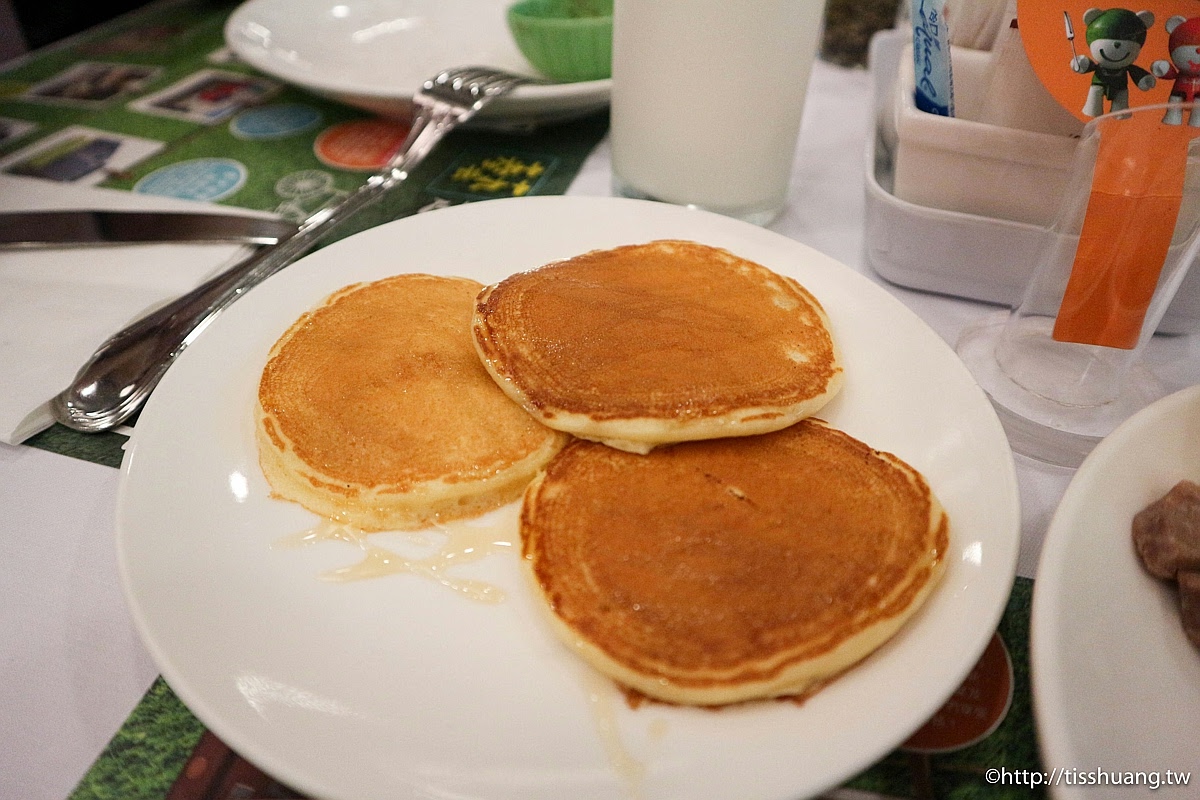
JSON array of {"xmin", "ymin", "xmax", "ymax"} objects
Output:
[
  {"xmin": 902, "ymin": 633, "xmax": 1013, "ymax": 753},
  {"xmin": 1016, "ymin": 3, "xmax": 1200, "ymax": 118},
  {"xmin": 1018, "ymin": 2, "xmax": 1200, "ymax": 348},
  {"xmin": 314, "ymin": 119, "xmax": 411, "ymax": 171}
]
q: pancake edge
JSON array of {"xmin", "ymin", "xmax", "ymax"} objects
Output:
[
  {"xmin": 256, "ymin": 401, "xmax": 568, "ymax": 532},
  {"xmin": 471, "ymin": 253, "xmax": 845, "ymax": 454},
  {"xmin": 519, "ymin": 430, "xmax": 949, "ymax": 706}
]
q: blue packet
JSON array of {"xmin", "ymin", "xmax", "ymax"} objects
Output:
[{"xmin": 912, "ymin": 0, "xmax": 956, "ymax": 116}]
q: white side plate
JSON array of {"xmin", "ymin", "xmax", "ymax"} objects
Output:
[
  {"xmin": 224, "ymin": 0, "xmax": 611, "ymax": 125},
  {"xmin": 1032, "ymin": 384, "xmax": 1200, "ymax": 798}
]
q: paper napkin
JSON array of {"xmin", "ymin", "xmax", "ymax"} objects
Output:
[{"xmin": 0, "ymin": 174, "xmax": 279, "ymax": 445}]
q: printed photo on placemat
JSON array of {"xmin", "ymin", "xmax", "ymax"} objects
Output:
[
  {"xmin": 129, "ymin": 69, "xmax": 279, "ymax": 124},
  {"xmin": 21, "ymin": 62, "xmax": 162, "ymax": 107},
  {"xmin": 0, "ymin": 125, "xmax": 161, "ymax": 183},
  {"xmin": 0, "ymin": 116, "xmax": 36, "ymax": 148}
]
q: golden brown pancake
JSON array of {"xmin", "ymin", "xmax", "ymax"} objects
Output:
[
  {"xmin": 521, "ymin": 419, "xmax": 948, "ymax": 706},
  {"xmin": 256, "ymin": 274, "xmax": 568, "ymax": 531},
  {"xmin": 473, "ymin": 240, "xmax": 843, "ymax": 453}
]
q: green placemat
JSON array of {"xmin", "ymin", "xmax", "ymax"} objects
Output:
[
  {"xmin": 25, "ymin": 423, "xmax": 130, "ymax": 468},
  {"xmin": 69, "ymin": 678, "xmax": 207, "ymax": 800}
]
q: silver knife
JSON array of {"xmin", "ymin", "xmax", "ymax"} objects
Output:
[{"xmin": 0, "ymin": 210, "xmax": 297, "ymax": 248}]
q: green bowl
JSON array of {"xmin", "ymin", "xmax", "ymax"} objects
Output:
[{"xmin": 507, "ymin": 0, "xmax": 613, "ymax": 83}]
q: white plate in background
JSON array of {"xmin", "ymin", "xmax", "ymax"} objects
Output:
[
  {"xmin": 1032, "ymin": 384, "xmax": 1200, "ymax": 798},
  {"xmin": 118, "ymin": 196, "xmax": 1020, "ymax": 800},
  {"xmin": 224, "ymin": 0, "xmax": 610, "ymax": 125}
]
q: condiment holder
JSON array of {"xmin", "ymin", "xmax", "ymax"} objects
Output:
[{"xmin": 864, "ymin": 28, "xmax": 1200, "ymax": 334}]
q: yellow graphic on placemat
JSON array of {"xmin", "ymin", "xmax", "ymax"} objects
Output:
[
  {"xmin": 1019, "ymin": 2, "xmax": 1200, "ymax": 348},
  {"xmin": 430, "ymin": 151, "xmax": 554, "ymax": 200}
]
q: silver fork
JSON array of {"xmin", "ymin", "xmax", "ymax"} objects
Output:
[{"xmin": 52, "ymin": 66, "xmax": 531, "ymax": 434}]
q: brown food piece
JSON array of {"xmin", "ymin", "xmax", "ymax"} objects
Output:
[
  {"xmin": 1132, "ymin": 480, "xmax": 1200, "ymax": 649},
  {"xmin": 1131, "ymin": 480, "xmax": 1200, "ymax": 580}
]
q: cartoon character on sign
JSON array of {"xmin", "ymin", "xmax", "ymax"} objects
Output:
[
  {"xmin": 1069, "ymin": 7, "xmax": 1157, "ymax": 116},
  {"xmin": 1151, "ymin": 16, "xmax": 1200, "ymax": 125}
]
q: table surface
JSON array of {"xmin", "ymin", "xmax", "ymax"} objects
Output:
[{"xmin": 3, "ymin": 8, "xmax": 1196, "ymax": 800}]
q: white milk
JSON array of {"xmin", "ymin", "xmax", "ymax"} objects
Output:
[{"xmin": 610, "ymin": 0, "xmax": 826, "ymax": 225}]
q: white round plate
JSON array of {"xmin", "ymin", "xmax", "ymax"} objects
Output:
[
  {"xmin": 223, "ymin": 0, "xmax": 611, "ymax": 125},
  {"xmin": 1032, "ymin": 385, "xmax": 1200, "ymax": 798},
  {"xmin": 118, "ymin": 196, "xmax": 1019, "ymax": 800}
]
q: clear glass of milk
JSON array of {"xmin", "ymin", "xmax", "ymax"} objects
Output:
[{"xmin": 610, "ymin": 0, "xmax": 827, "ymax": 226}]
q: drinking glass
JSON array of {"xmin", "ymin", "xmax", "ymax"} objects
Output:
[{"xmin": 609, "ymin": 0, "xmax": 827, "ymax": 226}]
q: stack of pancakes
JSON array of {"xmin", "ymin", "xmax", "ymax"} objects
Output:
[{"xmin": 256, "ymin": 239, "xmax": 948, "ymax": 706}]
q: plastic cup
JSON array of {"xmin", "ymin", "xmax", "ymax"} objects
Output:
[
  {"xmin": 608, "ymin": 0, "xmax": 826, "ymax": 226},
  {"xmin": 957, "ymin": 101, "xmax": 1200, "ymax": 467}
]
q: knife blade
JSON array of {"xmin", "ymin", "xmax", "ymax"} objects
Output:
[{"xmin": 0, "ymin": 210, "xmax": 297, "ymax": 248}]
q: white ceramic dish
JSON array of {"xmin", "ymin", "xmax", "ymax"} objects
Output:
[
  {"xmin": 117, "ymin": 196, "xmax": 1020, "ymax": 800},
  {"xmin": 223, "ymin": 0, "xmax": 611, "ymax": 126},
  {"xmin": 1031, "ymin": 384, "xmax": 1200, "ymax": 798}
]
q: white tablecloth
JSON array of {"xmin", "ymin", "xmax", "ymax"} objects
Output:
[{"xmin": 2, "ymin": 52, "xmax": 1188, "ymax": 799}]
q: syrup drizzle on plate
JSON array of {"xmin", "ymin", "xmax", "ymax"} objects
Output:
[
  {"xmin": 273, "ymin": 502, "xmax": 656, "ymax": 795},
  {"xmin": 272, "ymin": 504, "xmax": 521, "ymax": 603}
]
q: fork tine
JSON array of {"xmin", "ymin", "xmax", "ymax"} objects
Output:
[
  {"xmin": 457, "ymin": 66, "xmax": 502, "ymax": 84},
  {"xmin": 429, "ymin": 66, "xmax": 507, "ymax": 90},
  {"xmin": 433, "ymin": 63, "xmax": 550, "ymax": 86},
  {"xmin": 423, "ymin": 67, "xmax": 480, "ymax": 92},
  {"xmin": 407, "ymin": 66, "xmax": 535, "ymax": 157},
  {"xmin": 420, "ymin": 66, "xmax": 532, "ymax": 109}
]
